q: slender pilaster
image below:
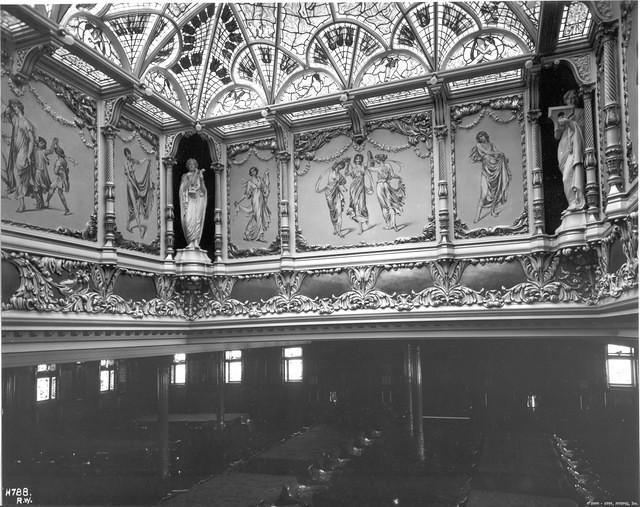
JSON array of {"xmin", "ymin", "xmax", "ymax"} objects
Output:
[
  {"xmin": 435, "ymin": 126, "xmax": 450, "ymax": 243},
  {"xmin": 580, "ymin": 84, "xmax": 600, "ymax": 221},
  {"xmin": 212, "ymin": 162, "xmax": 224, "ymax": 263},
  {"xmin": 527, "ymin": 62, "xmax": 545, "ymax": 235},
  {"xmin": 413, "ymin": 344, "xmax": 425, "ymax": 462},
  {"xmin": 157, "ymin": 357, "xmax": 171, "ymax": 480},
  {"xmin": 405, "ymin": 343, "xmax": 414, "ymax": 437},
  {"xmin": 528, "ymin": 109, "xmax": 545, "ymax": 234},
  {"xmin": 217, "ymin": 351, "xmax": 225, "ymax": 432},
  {"xmin": 162, "ymin": 157, "xmax": 176, "ymax": 259},
  {"xmin": 102, "ymin": 125, "xmax": 118, "ymax": 248},
  {"xmin": 277, "ymin": 151, "xmax": 292, "ymax": 257},
  {"xmin": 600, "ymin": 23, "xmax": 625, "ymax": 210}
]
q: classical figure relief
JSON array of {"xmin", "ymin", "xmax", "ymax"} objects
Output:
[
  {"xmin": 179, "ymin": 158, "xmax": 207, "ymax": 249},
  {"xmin": 2, "ymin": 99, "xmax": 74, "ymax": 215},
  {"xmin": 2, "ymin": 99, "xmax": 36, "ymax": 212},
  {"xmin": 345, "ymin": 153, "xmax": 374, "ymax": 234},
  {"xmin": 371, "ymin": 152, "xmax": 406, "ymax": 231},
  {"xmin": 470, "ymin": 130, "xmax": 512, "ymax": 223},
  {"xmin": 123, "ymin": 147, "xmax": 155, "ymax": 239},
  {"xmin": 46, "ymin": 144, "xmax": 71, "ymax": 215},
  {"xmin": 550, "ymin": 89, "xmax": 585, "ymax": 214},
  {"xmin": 315, "ymin": 158, "xmax": 349, "ymax": 237},
  {"xmin": 234, "ymin": 166, "xmax": 271, "ymax": 242}
]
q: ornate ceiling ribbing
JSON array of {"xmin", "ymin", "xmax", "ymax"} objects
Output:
[{"xmin": 23, "ymin": 2, "xmax": 593, "ymax": 121}]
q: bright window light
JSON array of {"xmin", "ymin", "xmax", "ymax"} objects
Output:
[
  {"xmin": 36, "ymin": 364, "xmax": 57, "ymax": 401},
  {"xmin": 283, "ymin": 347, "xmax": 303, "ymax": 382},
  {"xmin": 171, "ymin": 354, "xmax": 187, "ymax": 385},
  {"xmin": 225, "ymin": 350, "xmax": 242, "ymax": 383},
  {"xmin": 606, "ymin": 344, "xmax": 636, "ymax": 387}
]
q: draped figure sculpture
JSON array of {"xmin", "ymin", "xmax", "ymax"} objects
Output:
[
  {"xmin": 554, "ymin": 89, "xmax": 585, "ymax": 214},
  {"xmin": 179, "ymin": 158, "xmax": 207, "ymax": 249},
  {"xmin": 234, "ymin": 166, "xmax": 271, "ymax": 242},
  {"xmin": 315, "ymin": 157, "xmax": 348, "ymax": 237},
  {"xmin": 470, "ymin": 131, "xmax": 511, "ymax": 223}
]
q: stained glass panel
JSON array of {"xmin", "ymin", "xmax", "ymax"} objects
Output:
[
  {"xmin": 51, "ymin": 47, "xmax": 113, "ymax": 85},
  {"xmin": 277, "ymin": 71, "xmax": 341, "ymax": 103},
  {"xmin": 358, "ymin": 53, "xmax": 427, "ymax": 87},
  {"xmin": 558, "ymin": 1, "xmax": 592, "ymax": 42},
  {"xmin": 210, "ymin": 87, "xmax": 264, "ymax": 117},
  {"xmin": 445, "ymin": 33, "xmax": 525, "ymax": 69}
]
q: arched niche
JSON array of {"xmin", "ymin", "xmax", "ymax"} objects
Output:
[
  {"xmin": 539, "ymin": 62, "xmax": 586, "ymax": 233},
  {"xmin": 172, "ymin": 134, "xmax": 215, "ymax": 257}
]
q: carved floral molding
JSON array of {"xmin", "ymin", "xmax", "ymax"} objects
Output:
[{"xmin": 3, "ymin": 218, "xmax": 637, "ymax": 322}]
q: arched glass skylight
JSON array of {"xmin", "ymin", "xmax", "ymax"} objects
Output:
[{"xmin": 31, "ymin": 2, "xmax": 541, "ymax": 121}]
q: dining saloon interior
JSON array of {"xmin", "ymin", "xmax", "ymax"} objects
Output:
[{"xmin": 0, "ymin": 2, "xmax": 638, "ymax": 506}]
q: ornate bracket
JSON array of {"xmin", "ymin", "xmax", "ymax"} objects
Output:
[{"xmin": 340, "ymin": 95, "xmax": 367, "ymax": 144}]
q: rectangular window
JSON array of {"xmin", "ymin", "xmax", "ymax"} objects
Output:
[
  {"xmin": 283, "ymin": 347, "xmax": 303, "ymax": 382},
  {"xmin": 171, "ymin": 353, "xmax": 186, "ymax": 385},
  {"xmin": 607, "ymin": 344, "xmax": 636, "ymax": 387},
  {"xmin": 36, "ymin": 364, "xmax": 57, "ymax": 401},
  {"xmin": 225, "ymin": 350, "xmax": 242, "ymax": 383},
  {"xmin": 99, "ymin": 360, "xmax": 116, "ymax": 392}
]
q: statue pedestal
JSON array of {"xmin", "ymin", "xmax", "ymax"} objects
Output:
[
  {"xmin": 175, "ymin": 247, "xmax": 213, "ymax": 276},
  {"xmin": 555, "ymin": 210, "xmax": 587, "ymax": 246}
]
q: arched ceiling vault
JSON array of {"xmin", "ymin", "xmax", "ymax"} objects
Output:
[{"xmin": 1, "ymin": 2, "xmax": 596, "ymax": 133}]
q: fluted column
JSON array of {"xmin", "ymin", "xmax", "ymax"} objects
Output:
[
  {"xmin": 412, "ymin": 344, "xmax": 425, "ymax": 462},
  {"xmin": 405, "ymin": 343, "xmax": 414, "ymax": 437},
  {"xmin": 216, "ymin": 351, "xmax": 225, "ymax": 432},
  {"xmin": 435, "ymin": 125, "xmax": 450, "ymax": 243},
  {"xmin": 277, "ymin": 151, "xmax": 292, "ymax": 255},
  {"xmin": 212, "ymin": 162, "xmax": 224, "ymax": 263},
  {"xmin": 102, "ymin": 125, "xmax": 118, "ymax": 248},
  {"xmin": 162, "ymin": 157, "xmax": 176, "ymax": 259},
  {"xmin": 157, "ymin": 357, "xmax": 171, "ymax": 480},
  {"xmin": 600, "ymin": 23, "xmax": 625, "ymax": 203},
  {"xmin": 580, "ymin": 84, "xmax": 600, "ymax": 221}
]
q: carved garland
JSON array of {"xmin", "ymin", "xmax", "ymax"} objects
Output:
[
  {"xmin": 450, "ymin": 95, "xmax": 529, "ymax": 238},
  {"xmin": 226, "ymin": 139, "xmax": 281, "ymax": 258},
  {"xmin": 294, "ymin": 113, "xmax": 436, "ymax": 251},
  {"xmin": 5, "ymin": 237, "xmax": 635, "ymax": 321}
]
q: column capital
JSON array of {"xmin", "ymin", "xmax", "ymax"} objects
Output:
[
  {"xmin": 102, "ymin": 124, "xmax": 119, "ymax": 139},
  {"xmin": 211, "ymin": 162, "xmax": 225, "ymax": 174},
  {"xmin": 527, "ymin": 109, "xmax": 543, "ymax": 124},
  {"xmin": 275, "ymin": 151, "xmax": 291, "ymax": 163},
  {"xmin": 162, "ymin": 157, "xmax": 177, "ymax": 170},
  {"xmin": 434, "ymin": 125, "xmax": 448, "ymax": 140}
]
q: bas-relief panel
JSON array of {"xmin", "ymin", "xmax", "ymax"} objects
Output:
[
  {"xmin": 113, "ymin": 119, "xmax": 160, "ymax": 252},
  {"xmin": 0, "ymin": 73, "xmax": 96, "ymax": 236},
  {"xmin": 227, "ymin": 144, "xmax": 278, "ymax": 256},
  {"xmin": 296, "ymin": 127, "xmax": 433, "ymax": 249},
  {"xmin": 451, "ymin": 96, "xmax": 528, "ymax": 238}
]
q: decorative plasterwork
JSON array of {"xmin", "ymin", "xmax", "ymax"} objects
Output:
[
  {"xmin": 293, "ymin": 112, "xmax": 436, "ymax": 251},
  {"xmin": 620, "ymin": 2, "xmax": 638, "ymax": 183},
  {"xmin": 4, "ymin": 229, "xmax": 637, "ymax": 321},
  {"xmin": 450, "ymin": 95, "xmax": 529, "ymax": 239}
]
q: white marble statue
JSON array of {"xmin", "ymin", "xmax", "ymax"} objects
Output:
[
  {"xmin": 179, "ymin": 158, "xmax": 207, "ymax": 249},
  {"xmin": 554, "ymin": 89, "xmax": 586, "ymax": 214}
]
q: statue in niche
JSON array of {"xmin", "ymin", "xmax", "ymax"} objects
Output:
[
  {"xmin": 123, "ymin": 147, "xmax": 155, "ymax": 240},
  {"xmin": 234, "ymin": 166, "xmax": 271, "ymax": 242},
  {"xmin": 345, "ymin": 153, "xmax": 374, "ymax": 234},
  {"xmin": 470, "ymin": 131, "xmax": 512, "ymax": 223},
  {"xmin": 551, "ymin": 89, "xmax": 585, "ymax": 215},
  {"xmin": 315, "ymin": 157, "xmax": 349, "ymax": 237},
  {"xmin": 179, "ymin": 158, "xmax": 207, "ymax": 249},
  {"xmin": 371, "ymin": 152, "xmax": 406, "ymax": 231}
]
